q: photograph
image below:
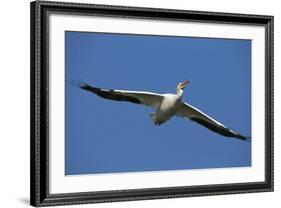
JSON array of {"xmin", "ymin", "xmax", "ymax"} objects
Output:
[{"xmin": 66, "ymin": 31, "xmax": 252, "ymax": 175}]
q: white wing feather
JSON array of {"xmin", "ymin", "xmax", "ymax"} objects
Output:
[
  {"xmin": 177, "ymin": 102, "xmax": 226, "ymax": 127},
  {"xmin": 176, "ymin": 102, "xmax": 247, "ymax": 140},
  {"xmin": 112, "ymin": 90, "xmax": 164, "ymax": 108},
  {"xmin": 79, "ymin": 83, "xmax": 163, "ymax": 109}
]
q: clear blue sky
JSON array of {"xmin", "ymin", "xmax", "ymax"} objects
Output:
[{"xmin": 65, "ymin": 31, "xmax": 251, "ymax": 175}]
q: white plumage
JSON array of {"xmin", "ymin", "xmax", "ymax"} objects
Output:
[{"xmin": 76, "ymin": 80, "xmax": 249, "ymax": 141}]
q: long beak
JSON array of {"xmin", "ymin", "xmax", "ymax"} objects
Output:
[{"xmin": 182, "ymin": 80, "xmax": 190, "ymax": 87}]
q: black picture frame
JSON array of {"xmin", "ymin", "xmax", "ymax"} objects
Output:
[{"xmin": 30, "ymin": 0, "xmax": 274, "ymax": 207}]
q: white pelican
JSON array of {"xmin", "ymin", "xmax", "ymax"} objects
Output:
[{"xmin": 75, "ymin": 80, "xmax": 249, "ymax": 141}]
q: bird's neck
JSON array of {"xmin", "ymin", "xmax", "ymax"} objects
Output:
[{"xmin": 177, "ymin": 89, "xmax": 184, "ymax": 97}]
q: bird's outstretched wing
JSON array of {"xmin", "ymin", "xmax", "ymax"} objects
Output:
[
  {"xmin": 176, "ymin": 102, "xmax": 249, "ymax": 141},
  {"xmin": 76, "ymin": 82, "xmax": 164, "ymax": 109}
]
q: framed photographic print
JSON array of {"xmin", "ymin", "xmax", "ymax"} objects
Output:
[{"xmin": 30, "ymin": 0, "xmax": 274, "ymax": 207}]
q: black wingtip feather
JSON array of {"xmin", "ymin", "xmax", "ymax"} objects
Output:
[
  {"xmin": 190, "ymin": 117, "xmax": 250, "ymax": 142},
  {"xmin": 71, "ymin": 79, "xmax": 143, "ymax": 105},
  {"xmin": 243, "ymin": 136, "xmax": 251, "ymax": 142},
  {"xmin": 71, "ymin": 77, "xmax": 88, "ymax": 88}
]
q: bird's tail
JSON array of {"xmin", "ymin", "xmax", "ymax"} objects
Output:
[
  {"xmin": 150, "ymin": 113, "xmax": 161, "ymax": 126},
  {"xmin": 150, "ymin": 114, "xmax": 163, "ymax": 126},
  {"xmin": 150, "ymin": 113, "xmax": 156, "ymax": 123}
]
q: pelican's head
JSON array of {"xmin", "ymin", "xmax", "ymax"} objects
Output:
[{"xmin": 177, "ymin": 80, "xmax": 190, "ymax": 93}]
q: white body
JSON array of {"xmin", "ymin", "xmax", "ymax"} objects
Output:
[{"xmin": 151, "ymin": 93, "xmax": 182, "ymax": 125}]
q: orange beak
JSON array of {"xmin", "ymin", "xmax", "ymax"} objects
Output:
[{"xmin": 182, "ymin": 80, "xmax": 190, "ymax": 88}]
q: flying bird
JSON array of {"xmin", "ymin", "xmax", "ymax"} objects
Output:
[{"xmin": 75, "ymin": 80, "xmax": 249, "ymax": 141}]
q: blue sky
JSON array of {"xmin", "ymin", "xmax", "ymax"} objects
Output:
[{"xmin": 65, "ymin": 31, "xmax": 251, "ymax": 175}]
